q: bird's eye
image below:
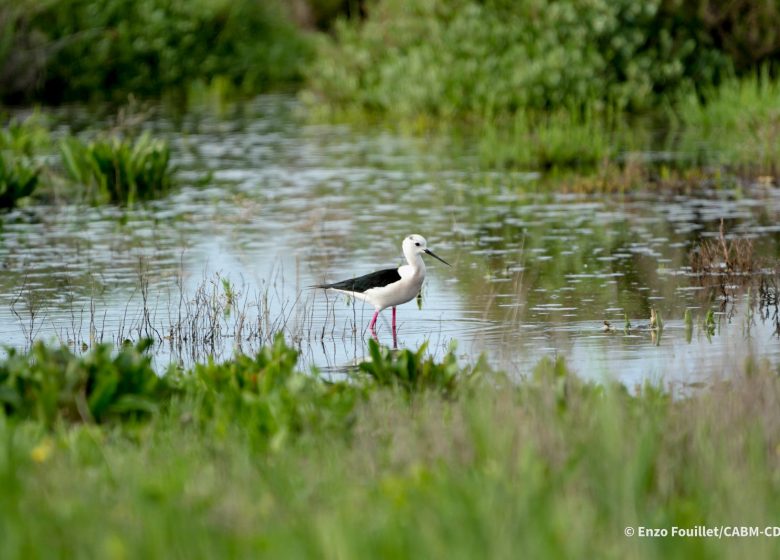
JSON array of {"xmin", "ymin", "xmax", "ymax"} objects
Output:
[{"xmin": 415, "ymin": 242, "xmax": 421, "ymax": 247}]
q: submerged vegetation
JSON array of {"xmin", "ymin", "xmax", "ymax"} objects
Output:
[{"xmin": 2, "ymin": 337, "xmax": 780, "ymax": 557}]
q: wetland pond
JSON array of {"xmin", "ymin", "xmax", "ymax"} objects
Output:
[{"xmin": 2, "ymin": 96, "xmax": 779, "ymax": 387}]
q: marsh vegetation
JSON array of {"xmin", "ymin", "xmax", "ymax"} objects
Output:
[
  {"xmin": 3, "ymin": 337, "xmax": 780, "ymax": 558},
  {"xmin": 3, "ymin": 1, "xmax": 780, "ymax": 557}
]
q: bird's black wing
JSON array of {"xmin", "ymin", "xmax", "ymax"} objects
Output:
[{"xmin": 317, "ymin": 267, "xmax": 401, "ymax": 293}]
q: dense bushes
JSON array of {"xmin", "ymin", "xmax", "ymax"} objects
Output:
[
  {"xmin": 306, "ymin": 0, "xmax": 778, "ymax": 119},
  {"xmin": 0, "ymin": 0, "xmax": 313, "ymax": 104},
  {"xmin": 3, "ymin": 0, "xmax": 779, "ymax": 117}
]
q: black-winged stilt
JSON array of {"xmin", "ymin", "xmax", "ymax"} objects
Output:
[{"xmin": 315, "ymin": 234, "xmax": 450, "ymax": 343}]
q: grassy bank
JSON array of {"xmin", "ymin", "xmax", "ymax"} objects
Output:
[{"xmin": 1, "ymin": 338, "xmax": 780, "ymax": 558}]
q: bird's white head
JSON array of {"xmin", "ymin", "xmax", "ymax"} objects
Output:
[
  {"xmin": 402, "ymin": 234, "xmax": 450, "ymax": 266},
  {"xmin": 403, "ymin": 234, "xmax": 428, "ymax": 255}
]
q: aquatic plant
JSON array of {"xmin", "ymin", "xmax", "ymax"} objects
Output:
[
  {"xmin": 684, "ymin": 308, "xmax": 693, "ymax": 342},
  {"xmin": 0, "ymin": 115, "xmax": 52, "ymax": 156},
  {"xmin": 59, "ymin": 133, "xmax": 173, "ymax": 204},
  {"xmin": 0, "ymin": 339, "xmax": 171, "ymax": 426},
  {"xmin": 0, "ymin": 151, "xmax": 39, "ymax": 209},
  {"xmin": 469, "ymin": 107, "xmax": 639, "ymax": 170},
  {"xmin": 704, "ymin": 309, "xmax": 717, "ymax": 337},
  {"xmin": 0, "ymin": 115, "xmax": 51, "ymax": 208},
  {"xmin": 359, "ymin": 339, "xmax": 484, "ymax": 396},
  {"xmin": 690, "ymin": 219, "xmax": 756, "ymax": 275}
]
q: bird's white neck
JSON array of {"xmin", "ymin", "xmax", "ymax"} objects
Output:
[{"xmin": 403, "ymin": 246, "xmax": 425, "ymax": 271}]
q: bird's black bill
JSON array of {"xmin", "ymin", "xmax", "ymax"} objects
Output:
[{"xmin": 424, "ymin": 248, "xmax": 451, "ymax": 267}]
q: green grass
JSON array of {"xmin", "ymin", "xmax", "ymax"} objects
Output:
[
  {"xmin": 1, "ymin": 338, "xmax": 780, "ymax": 558},
  {"xmin": 677, "ymin": 73, "xmax": 780, "ymax": 172},
  {"xmin": 475, "ymin": 109, "xmax": 623, "ymax": 171}
]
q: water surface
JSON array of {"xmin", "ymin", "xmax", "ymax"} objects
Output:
[{"xmin": 2, "ymin": 96, "xmax": 779, "ymax": 386}]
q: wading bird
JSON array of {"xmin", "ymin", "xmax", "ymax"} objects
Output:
[{"xmin": 315, "ymin": 234, "xmax": 450, "ymax": 344}]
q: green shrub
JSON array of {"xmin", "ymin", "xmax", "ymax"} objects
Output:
[
  {"xmin": 658, "ymin": 0, "xmax": 780, "ymax": 75},
  {"xmin": 0, "ymin": 340, "xmax": 171, "ymax": 426},
  {"xmin": 306, "ymin": 0, "xmax": 732, "ymax": 119},
  {"xmin": 59, "ymin": 132, "xmax": 173, "ymax": 203},
  {"xmin": 0, "ymin": 0, "xmax": 313, "ymax": 104}
]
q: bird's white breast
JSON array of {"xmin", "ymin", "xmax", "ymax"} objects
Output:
[{"xmin": 361, "ymin": 265, "xmax": 424, "ymax": 310}]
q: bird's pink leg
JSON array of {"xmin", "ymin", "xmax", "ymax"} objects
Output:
[
  {"xmin": 368, "ymin": 310, "xmax": 380, "ymax": 339},
  {"xmin": 392, "ymin": 307, "xmax": 397, "ymax": 349}
]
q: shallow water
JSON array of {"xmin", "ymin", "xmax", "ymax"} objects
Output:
[{"xmin": 2, "ymin": 95, "xmax": 779, "ymax": 385}]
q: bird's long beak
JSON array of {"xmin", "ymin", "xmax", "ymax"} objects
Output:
[{"xmin": 424, "ymin": 248, "xmax": 451, "ymax": 267}]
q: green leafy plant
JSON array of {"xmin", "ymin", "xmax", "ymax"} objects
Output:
[
  {"xmin": 0, "ymin": 151, "xmax": 39, "ymax": 208},
  {"xmin": 59, "ymin": 132, "xmax": 173, "ymax": 204},
  {"xmin": 0, "ymin": 115, "xmax": 52, "ymax": 156},
  {"xmin": 0, "ymin": 339, "xmax": 172, "ymax": 426},
  {"xmin": 359, "ymin": 339, "xmax": 484, "ymax": 397},
  {"xmin": 0, "ymin": 115, "xmax": 51, "ymax": 208},
  {"xmin": 188, "ymin": 334, "xmax": 359, "ymax": 447}
]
